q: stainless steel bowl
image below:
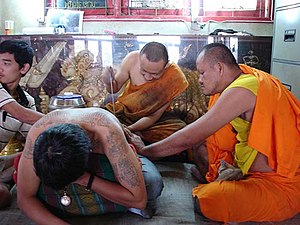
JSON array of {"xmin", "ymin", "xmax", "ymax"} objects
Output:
[{"xmin": 48, "ymin": 93, "xmax": 86, "ymax": 112}]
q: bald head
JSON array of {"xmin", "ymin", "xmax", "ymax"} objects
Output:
[
  {"xmin": 140, "ymin": 42, "xmax": 169, "ymax": 65},
  {"xmin": 196, "ymin": 43, "xmax": 243, "ymax": 95},
  {"xmin": 197, "ymin": 43, "xmax": 238, "ymax": 68}
]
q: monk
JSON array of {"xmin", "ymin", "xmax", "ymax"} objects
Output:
[
  {"xmin": 102, "ymin": 41, "xmax": 189, "ymax": 144},
  {"xmin": 136, "ymin": 43, "xmax": 300, "ymax": 223}
]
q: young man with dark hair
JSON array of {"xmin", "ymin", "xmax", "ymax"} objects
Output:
[
  {"xmin": 16, "ymin": 108, "xmax": 163, "ymax": 225},
  {"xmin": 33, "ymin": 123, "xmax": 91, "ymax": 190},
  {"xmin": 0, "ymin": 40, "xmax": 44, "ymax": 209}
]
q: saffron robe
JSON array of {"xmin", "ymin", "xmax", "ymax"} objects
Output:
[
  {"xmin": 193, "ymin": 64, "xmax": 300, "ymax": 222},
  {"xmin": 105, "ymin": 63, "xmax": 189, "ymax": 143}
]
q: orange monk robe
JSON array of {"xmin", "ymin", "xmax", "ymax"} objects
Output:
[
  {"xmin": 193, "ymin": 64, "xmax": 300, "ymax": 222},
  {"xmin": 205, "ymin": 93, "xmax": 237, "ymax": 182},
  {"xmin": 105, "ymin": 63, "xmax": 189, "ymax": 143},
  {"xmin": 240, "ymin": 64, "xmax": 300, "ymax": 178}
]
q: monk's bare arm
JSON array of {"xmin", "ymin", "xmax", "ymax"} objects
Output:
[
  {"xmin": 114, "ymin": 51, "xmax": 138, "ymax": 90},
  {"xmin": 102, "ymin": 51, "xmax": 137, "ymax": 93},
  {"xmin": 128, "ymin": 102, "xmax": 170, "ymax": 132},
  {"xmin": 139, "ymin": 87, "xmax": 256, "ymax": 159}
]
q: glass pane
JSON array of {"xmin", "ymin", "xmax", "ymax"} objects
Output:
[
  {"xmin": 101, "ymin": 40, "xmax": 113, "ymax": 67},
  {"xmin": 203, "ymin": 0, "xmax": 257, "ymax": 11},
  {"xmin": 129, "ymin": 0, "xmax": 183, "ymax": 9},
  {"xmin": 87, "ymin": 40, "xmax": 99, "ymax": 62}
]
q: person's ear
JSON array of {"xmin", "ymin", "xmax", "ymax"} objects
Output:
[
  {"xmin": 20, "ymin": 63, "xmax": 30, "ymax": 77},
  {"xmin": 215, "ymin": 62, "xmax": 224, "ymax": 75},
  {"xmin": 217, "ymin": 62, "xmax": 225, "ymax": 76}
]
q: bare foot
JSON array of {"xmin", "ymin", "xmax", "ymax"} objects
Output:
[{"xmin": 216, "ymin": 160, "xmax": 243, "ymax": 181}]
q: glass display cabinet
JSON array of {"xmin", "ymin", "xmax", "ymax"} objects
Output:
[{"xmin": 0, "ymin": 34, "xmax": 272, "ymax": 115}]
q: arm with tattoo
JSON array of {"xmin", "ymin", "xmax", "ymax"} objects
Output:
[{"xmin": 75, "ymin": 117, "xmax": 147, "ymax": 209}]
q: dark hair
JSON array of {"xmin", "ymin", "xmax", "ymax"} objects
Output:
[
  {"xmin": 140, "ymin": 41, "xmax": 169, "ymax": 65},
  {"xmin": 0, "ymin": 40, "xmax": 34, "ymax": 71},
  {"xmin": 33, "ymin": 123, "xmax": 92, "ymax": 190},
  {"xmin": 199, "ymin": 43, "xmax": 238, "ymax": 68}
]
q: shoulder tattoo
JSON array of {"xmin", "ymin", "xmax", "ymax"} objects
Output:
[
  {"xmin": 87, "ymin": 112, "xmax": 111, "ymax": 128},
  {"xmin": 23, "ymin": 137, "xmax": 34, "ymax": 159},
  {"xmin": 34, "ymin": 110, "xmax": 68, "ymax": 128}
]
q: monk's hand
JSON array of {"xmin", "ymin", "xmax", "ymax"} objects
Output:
[
  {"xmin": 122, "ymin": 125, "xmax": 145, "ymax": 152},
  {"xmin": 101, "ymin": 66, "xmax": 116, "ymax": 86},
  {"xmin": 216, "ymin": 160, "xmax": 244, "ymax": 181}
]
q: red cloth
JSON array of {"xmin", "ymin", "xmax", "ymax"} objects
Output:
[{"xmin": 13, "ymin": 153, "xmax": 21, "ymax": 185}]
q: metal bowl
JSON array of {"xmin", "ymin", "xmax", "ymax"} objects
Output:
[{"xmin": 48, "ymin": 93, "xmax": 86, "ymax": 112}]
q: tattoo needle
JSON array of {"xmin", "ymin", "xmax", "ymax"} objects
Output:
[{"xmin": 109, "ymin": 66, "xmax": 116, "ymax": 114}]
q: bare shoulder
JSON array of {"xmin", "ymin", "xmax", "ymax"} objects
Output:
[
  {"xmin": 21, "ymin": 111, "xmax": 65, "ymax": 159},
  {"xmin": 209, "ymin": 87, "xmax": 256, "ymax": 122},
  {"xmin": 87, "ymin": 109, "xmax": 127, "ymax": 155},
  {"xmin": 80, "ymin": 108, "xmax": 121, "ymax": 128},
  {"xmin": 122, "ymin": 51, "xmax": 139, "ymax": 65},
  {"xmin": 34, "ymin": 108, "xmax": 115, "ymax": 126},
  {"xmin": 115, "ymin": 51, "xmax": 139, "ymax": 84},
  {"xmin": 218, "ymin": 87, "xmax": 255, "ymax": 110},
  {"xmin": 22, "ymin": 134, "xmax": 36, "ymax": 160},
  {"xmin": 24, "ymin": 108, "xmax": 121, "ymax": 156},
  {"xmin": 125, "ymin": 51, "xmax": 139, "ymax": 59}
]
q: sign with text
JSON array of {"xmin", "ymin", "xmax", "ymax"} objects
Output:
[{"xmin": 57, "ymin": 0, "xmax": 106, "ymax": 9}]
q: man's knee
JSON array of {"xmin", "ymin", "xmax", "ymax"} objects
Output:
[
  {"xmin": 145, "ymin": 172, "xmax": 164, "ymax": 200},
  {"xmin": 139, "ymin": 156, "xmax": 164, "ymax": 200},
  {"xmin": 0, "ymin": 183, "xmax": 12, "ymax": 209}
]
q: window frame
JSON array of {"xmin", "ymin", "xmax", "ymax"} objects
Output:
[
  {"xmin": 198, "ymin": 0, "xmax": 273, "ymax": 22},
  {"xmin": 45, "ymin": 0, "xmax": 273, "ymax": 22}
]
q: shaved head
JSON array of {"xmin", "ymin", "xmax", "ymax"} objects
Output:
[{"xmin": 197, "ymin": 43, "xmax": 238, "ymax": 68}]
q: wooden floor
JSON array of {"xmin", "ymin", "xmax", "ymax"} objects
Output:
[{"xmin": 0, "ymin": 162, "xmax": 299, "ymax": 225}]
